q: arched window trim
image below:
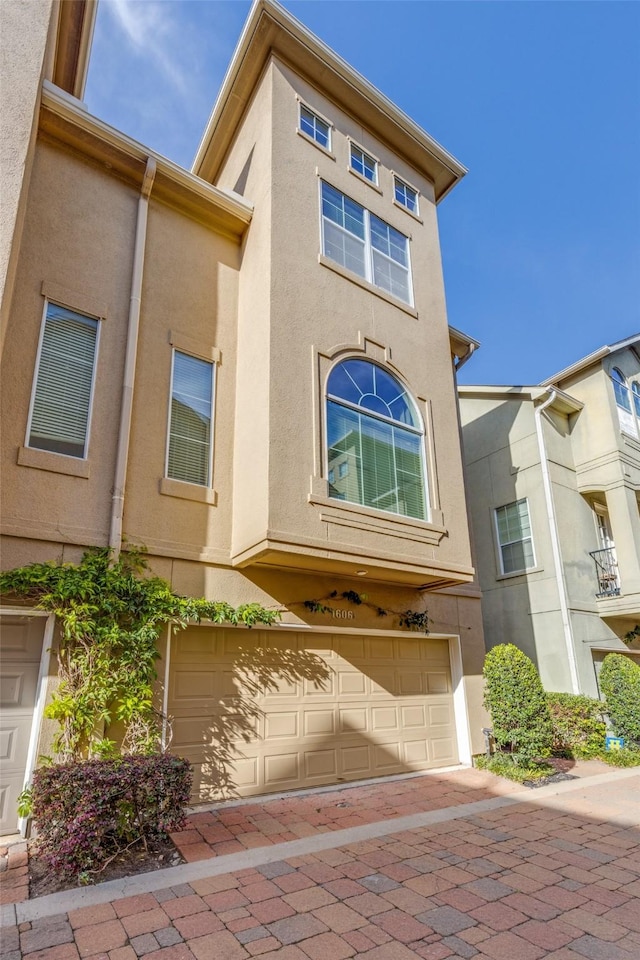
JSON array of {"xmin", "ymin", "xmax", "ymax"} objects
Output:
[{"xmin": 324, "ymin": 357, "xmax": 430, "ymax": 522}]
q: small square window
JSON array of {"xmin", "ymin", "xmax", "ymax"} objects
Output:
[
  {"xmin": 350, "ymin": 144, "xmax": 378, "ymax": 184},
  {"xmin": 394, "ymin": 177, "xmax": 418, "ymax": 214},
  {"xmin": 299, "ymin": 104, "xmax": 331, "ymax": 149},
  {"xmin": 339, "ymin": 461, "xmax": 349, "ymax": 478}
]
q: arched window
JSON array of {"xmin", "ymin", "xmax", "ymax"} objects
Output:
[
  {"xmin": 326, "ymin": 358, "xmax": 427, "ymax": 520},
  {"xmin": 611, "ymin": 368, "xmax": 631, "ymax": 412}
]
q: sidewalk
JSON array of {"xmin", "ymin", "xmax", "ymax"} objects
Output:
[{"xmin": 1, "ymin": 764, "xmax": 638, "ymax": 958}]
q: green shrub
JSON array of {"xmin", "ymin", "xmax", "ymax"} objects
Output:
[
  {"xmin": 483, "ymin": 644, "xmax": 554, "ymax": 764},
  {"xmin": 547, "ymin": 692, "xmax": 607, "ymax": 758},
  {"xmin": 475, "ymin": 753, "xmax": 553, "ymax": 783},
  {"xmin": 31, "ymin": 754, "xmax": 191, "ymax": 881},
  {"xmin": 599, "ymin": 654, "xmax": 640, "ymax": 747},
  {"xmin": 599, "ymin": 748, "xmax": 640, "ymax": 767}
]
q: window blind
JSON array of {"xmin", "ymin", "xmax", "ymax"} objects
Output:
[
  {"xmin": 28, "ymin": 304, "xmax": 98, "ymax": 458},
  {"xmin": 167, "ymin": 351, "xmax": 213, "ymax": 486}
]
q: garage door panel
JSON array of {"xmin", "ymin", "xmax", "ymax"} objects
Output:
[
  {"xmin": 431, "ymin": 738, "xmax": 456, "ymax": 762},
  {"xmin": 303, "ymin": 710, "xmax": 334, "ymax": 737},
  {"xmin": 404, "ymin": 740, "xmax": 429, "ymax": 764},
  {"xmin": 339, "ymin": 707, "xmax": 367, "ymax": 732},
  {"xmin": 265, "ymin": 711, "xmax": 298, "ymax": 739},
  {"xmin": 170, "ymin": 628, "xmax": 458, "ymax": 799},
  {"xmin": 426, "ymin": 672, "xmax": 451, "ymax": 694},
  {"xmin": 304, "ymin": 749, "xmax": 337, "ymax": 779},
  {"xmin": 398, "ymin": 672, "xmax": 424, "ymax": 696}
]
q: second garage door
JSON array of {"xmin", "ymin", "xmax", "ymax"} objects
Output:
[{"xmin": 169, "ymin": 628, "xmax": 458, "ymax": 800}]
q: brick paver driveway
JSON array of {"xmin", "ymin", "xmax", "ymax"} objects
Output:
[{"xmin": 1, "ymin": 766, "xmax": 638, "ymax": 959}]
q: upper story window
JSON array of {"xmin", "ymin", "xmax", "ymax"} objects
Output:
[
  {"xmin": 495, "ymin": 499, "xmax": 535, "ymax": 575},
  {"xmin": 350, "ymin": 144, "xmax": 378, "ymax": 184},
  {"xmin": 633, "ymin": 382, "xmax": 640, "ymax": 418},
  {"xmin": 321, "ymin": 182, "xmax": 413, "ymax": 305},
  {"xmin": 26, "ymin": 302, "xmax": 99, "ymax": 459},
  {"xmin": 299, "ymin": 104, "xmax": 331, "ymax": 150},
  {"xmin": 166, "ymin": 350, "xmax": 214, "ymax": 486},
  {"xmin": 610, "ymin": 367, "xmax": 638, "ymax": 437},
  {"xmin": 326, "ymin": 358, "xmax": 427, "ymax": 520},
  {"xmin": 394, "ymin": 176, "xmax": 419, "ymax": 215}
]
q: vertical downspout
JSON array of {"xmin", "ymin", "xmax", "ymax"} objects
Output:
[
  {"xmin": 109, "ymin": 157, "xmax": 156, "ymax": 557},
  {"xmin": 534, "ymin": 390, "xmax": 580, "ymax": 693}
]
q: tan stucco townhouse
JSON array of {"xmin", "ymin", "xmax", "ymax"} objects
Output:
[{"xmin": 0, "ymin": 0, "xmax": 487, "ymax": 835}]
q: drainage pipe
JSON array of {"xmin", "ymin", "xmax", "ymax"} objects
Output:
[
  {"xmin": 109, "ymin": 157, "xmax": 156, "ymax": 557},
  {"xmin": 534, "ymin": 389, "xmax": 580, "ymax": 693}
]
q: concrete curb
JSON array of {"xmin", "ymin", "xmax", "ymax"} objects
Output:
[{"xmin": 4, "ymin": 766, "xmax": 638, "ymax": 927}]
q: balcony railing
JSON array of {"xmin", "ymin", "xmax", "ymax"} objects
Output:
[{"xmin": 590, "ymin": 547, "xmax": 621, "ymax": 598}]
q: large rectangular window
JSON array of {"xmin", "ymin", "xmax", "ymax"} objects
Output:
[
  {"xmin": 495, "ymin": 499, "xmax": 535, "ymax": 574},
  {"xmin": 27, "ymin": 303, "xmax": 99, "ymax": 459},
  {"xmin": 166, "ymin": 351, "xmax": 214, "ymax": 486},
  {"xmin": 321, "ymin": 182, "xmax": 412, "ymax": 305}
]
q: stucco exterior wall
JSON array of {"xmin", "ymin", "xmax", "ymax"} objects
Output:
[
  {"xmin": 1, "ymin": 137, "xmax": 137, "ymax": 553},
  {"xmin": 0, "ymin": 0, "xmax": 56, "ymax": 356}
]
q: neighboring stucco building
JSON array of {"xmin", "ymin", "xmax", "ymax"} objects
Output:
[
  {"xmin": 0, "ymin": 0, "xmax": 487, "ymax": 834},
  {"xmin": 460, "ymin": 336, "xmax": 640, "ymax": 698}
]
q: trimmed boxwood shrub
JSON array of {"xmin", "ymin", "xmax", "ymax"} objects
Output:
[
  {"xmin": 483, "ymin": 644, "xmax": 554, "ymax": 764},
  {"xmin": 32, "ymin": 754, "xmax": 191, "ymax": 880},
  {"xmin": 599, "ymin": 654, "xmax": 640, "ymax": 747},
  {"xmin": 547, "ymin": 692, "xmax": 607, "ymax": 759}
]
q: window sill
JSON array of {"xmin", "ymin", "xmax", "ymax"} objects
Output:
[
  {"xmin": 318, "ymin": 255, "xmax": 418, "ymax": 317},
  {"xmin": 392, "ymin": 198, "xmax": 423, "ymax": 223},
  {"xmin": 495, "ymin": 565, "xmax": 543, "ymax": 581},
  {"xmin": 297, "ymin": 128, "xmax": 335, "ymax": 160},
  {"xmin": 17, "ymin": 446, "xmax": 90, "ymax": 478},
  {"xmin": 348, "ymin": 167, "xmax": 383, "ymax": 194},
  {"xmin": 159, "ymin": 477, "xmax": 217, "ymax": 505},
  {"xmin": 309, "ymin": 491, "xmax": 445, "ymax": 545}
]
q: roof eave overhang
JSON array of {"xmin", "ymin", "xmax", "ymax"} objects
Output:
[
  {"xmin": 193, "ymin": 0, "xmax": 466, "ymax": 203},
  {"xmin": 39, "ymin": 82, "xmax": 253, "ymax": 241},
  {"xmin": 458, "ymin": 384, "xmax": 583, "ymax": 416},
  {"xmin": 541, "ymin": 334, "xmax": 640, "ymax": 387}
]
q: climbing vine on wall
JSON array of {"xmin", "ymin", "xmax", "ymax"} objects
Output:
[
  {"xmin": 301, "ymin": 590, "xmax": 430, "ymax": 633},
  {"xmin": 0, "ymin": 548, "xmax": 280, "ymax": 762}
]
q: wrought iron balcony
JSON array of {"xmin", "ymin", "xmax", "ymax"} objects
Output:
[{"xmin": 589, "ymin": 547, "xmax": 621, "ymax": 598}]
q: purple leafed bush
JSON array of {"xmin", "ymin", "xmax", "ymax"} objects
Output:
[{"xmin": 32, "ymin": 754, "xmax": 192, "ymax": 880}]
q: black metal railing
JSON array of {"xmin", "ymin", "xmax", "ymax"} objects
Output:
[{"xmin": 589, "ymin": 547, "xmax": 620, "ymax": 598}]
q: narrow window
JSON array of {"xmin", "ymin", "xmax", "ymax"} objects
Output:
[
  {"xmin": 611, "ymin": 368, "xmax": 631, "ymax": 412},
  {"xmin": 167, "ymin": 351, "xmax": 214, "ymax": 486},
  {"xmin": 633, "ymin": 382, "xmax": 640, "ymax": 418},
  {"xmin": 27, "ymin": 303, "xmax": 99, "ymax": 459},
  {"xmin": 350, "ymin": 144, "xmax": 378, "ymax": 184},
  {"xmin": 299, "ymin": 104, "xmax": 331, "ymax": 149},
  {"xmin": 321, "ymin": 182, "xmax": 412, "ymax": 305},
  {"xmin": 326, "ymin": 358, "xmax": 427, "ymax": 520},
  {"xmin": 495, "ymin": 499, "xmax": 535, "ymax": 574},
  {"xmin": 611, "ymin": 367, "xmax": 638, "ymax": 437},
  {"xmin": 394, "ymin": 176, "xmax": 418, "ymax": 214}
]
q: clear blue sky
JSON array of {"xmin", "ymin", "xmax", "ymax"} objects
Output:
[{"xmin": 86, "ymin": 1, "xmax": 640, "ymax": 385}]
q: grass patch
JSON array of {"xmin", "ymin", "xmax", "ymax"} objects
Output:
[
  {"xmin": 475, "ymin": 753, "xmax": 554, "ymax": 783},
  {"xmin": 599, "ymin": 748, "xmax": 640, "ymax": 767}
]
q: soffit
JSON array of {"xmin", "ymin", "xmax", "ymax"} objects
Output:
[
  {"xmin": 39, "ymin": 84, "xmax": 253, "ymax": 241},
  {"xmin": 194, "ymin": 0, "xmax": 466, "ymax": 202}
]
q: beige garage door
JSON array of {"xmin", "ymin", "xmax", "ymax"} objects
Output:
[
  {"xmin": 0, "ymin": 615, "xmax": 45, "ymax": 834},
  {"xmin": 169, "ymin": 628, "xmax": 458, "ymax": 801}
]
